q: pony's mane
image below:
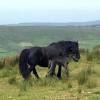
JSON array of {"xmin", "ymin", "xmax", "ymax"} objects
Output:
[{"xmin": 49, "ymin": 41, "xmax": 77, "ymax": 47}]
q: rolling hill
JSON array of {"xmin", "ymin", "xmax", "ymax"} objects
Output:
[{"xmin": 0, "ymin": 23, "xmax": 100, "ymax": 56}]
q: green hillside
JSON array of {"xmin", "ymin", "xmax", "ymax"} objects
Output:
[{"xmin": 0, "ymin": 26, "xmax": 100, "ymax": 56}]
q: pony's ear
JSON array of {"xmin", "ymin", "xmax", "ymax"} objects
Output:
[{"xmin": 76, "ymin": 40, "xmax": 78, "ymax": 43}]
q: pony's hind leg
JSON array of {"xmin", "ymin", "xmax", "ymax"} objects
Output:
[
  {"xmin": 33, "ymin": 67, "xmax": 40, "ymax": 79},
  {"xmin": 29, "ymin": 65, "xmax": 40, "ymax": 79}
]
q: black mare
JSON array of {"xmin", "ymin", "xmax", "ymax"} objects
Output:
[{"xmin": 19, "ymin": 41, "xmax": 80, "ymax": 80}]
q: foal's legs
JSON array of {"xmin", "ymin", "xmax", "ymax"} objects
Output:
[{"xmin": 48, "ymin": 60, "xmax": 56, "ymax": 76}]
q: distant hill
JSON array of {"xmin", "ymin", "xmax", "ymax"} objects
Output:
[
  {"xmin": 0, "ymin": 26, "xmax": 100, "ymax": 57},
  {"xmin": 5, "ymin": 20, "xmax": 100, "ymax": 27},
  {"xmin": 0, "ymin": 21, "xmax": 100, "ymax": 56}
]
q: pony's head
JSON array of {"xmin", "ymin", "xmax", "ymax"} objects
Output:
[{"xmin": 69, "ymin": 41, "xmax": 80, "ymax": 62}]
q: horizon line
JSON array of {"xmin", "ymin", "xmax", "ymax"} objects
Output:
[{"xmin": 0, "ymin": 19, "xmax": 100, "ymax": 25}]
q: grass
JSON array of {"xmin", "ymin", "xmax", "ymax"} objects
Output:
[
  {"xmin": 89, "ymin": 94, "xmax": 100, "ymax": 100},
  {"xmin": 0, "ymin": 52, "xmax": 100, "ymax": 100}
]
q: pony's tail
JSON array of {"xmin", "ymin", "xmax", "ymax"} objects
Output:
[{"xmin": 19, "ymin": 49, "xmax": 30, "ymax": 79}]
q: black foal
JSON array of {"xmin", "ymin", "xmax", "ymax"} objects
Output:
[{"xmin": 48, "ymin": 56, "xmax": 69, "ymax": 79}]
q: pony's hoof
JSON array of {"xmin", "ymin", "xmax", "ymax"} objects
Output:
[
  {"xmin": 37, "ymin": 76, "xmax": 40, "ymax": 79},
  {"xmin": 57, "ymin": 77, "xmax": 62, "ymax": 80},
  {"xmin": 45, "ymin": 74, "xmax": 49, "ymax": 77}
]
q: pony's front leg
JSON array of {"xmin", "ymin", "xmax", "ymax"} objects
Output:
[{"xmin": 57, "ymin": 65, "xmax": 62, "ymax": 80}]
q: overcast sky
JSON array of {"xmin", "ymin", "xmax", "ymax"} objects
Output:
[{"xmin": 0, "ymin": 0, "xmax": 100, "ymax": 24}]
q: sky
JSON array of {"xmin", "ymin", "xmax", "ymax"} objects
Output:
[{"xmin": 0, "ymin": 0, "xmax": 100, "ymax": 24}]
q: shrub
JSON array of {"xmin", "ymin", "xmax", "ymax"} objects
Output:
[
  {"xmin": 86, "ymin": 49, "xmax": 100, "ymax": 62},
  {"xmin": 92, "ymin": 50, "xmax": 100, "ymax": 60},
  {"xmin": 92, "ymin": 45, "xmax": 100, "ymax": 60},
  {"xmin": 4, "ymin": 55, "xmax": 19, "ymax": 67},
  {"xmin": 80, "ymin": 48, "xmax": 89, "ymax": 54},
  {"xmin": 86, "ymin": 52, "xmax": 93, "ymax": 61},
  {"xmin": 0, "ymin": 59, "xmax": 5, "ymax": 69},
  {"xmin": 93, "ymin": 45, "xmax": 100, "ymax": 52}
]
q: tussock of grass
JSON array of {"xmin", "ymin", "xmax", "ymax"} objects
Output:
[
  {"xmin": 77, "ymin": 68, "xmax": 88, "ymax": 85},
  {"xmin": 77, "ymin": 65, "xmax": 94, "ymax": 85},
  {"xmin": 19, "ymin": 80, "xmax": 32, "ymax": 91},
  {"xmin": 8, "ymin": 76, "xmax": 17, "ymax": 85},
  {"xmin": 67, "ymin": 81, "xmax": 73, "ymax": 88},
  {"xmin": 77, "ymin": 86, "xmax": 82, "ymax": 94},
  {"xmin": 86, "ymin": 78, "xmax": 97, "ymax": 89}
]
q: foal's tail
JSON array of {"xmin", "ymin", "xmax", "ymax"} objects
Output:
[{"xmin": 19, "ymin": 49, "xmax": 30, "ymax": 79}]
